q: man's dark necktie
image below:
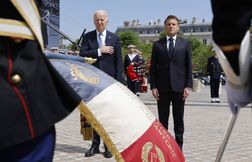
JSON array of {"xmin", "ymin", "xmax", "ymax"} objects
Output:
[{"xmin": 168, "ymin": 37, "xmax": 174, "ymax": 56}]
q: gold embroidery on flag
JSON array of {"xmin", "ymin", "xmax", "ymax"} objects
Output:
[
  {"xmin": 142, "ymin": 142, "xmax": 165, "ymax": 162},
  {"xmin": 70, "ymin": 64, "xmax": 100, "ymax": 84}
]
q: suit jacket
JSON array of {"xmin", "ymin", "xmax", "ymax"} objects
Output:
[
  {"xmin": 207, "ymin": 56, "xmax": 222, "ymax": 79},
  {"xmin": 150, "ymin": 36, "xmax": 192, "ymax": 93},
  {"xmin": 80, "ymin": 30, "xmax": 123, "ymax": 82}
]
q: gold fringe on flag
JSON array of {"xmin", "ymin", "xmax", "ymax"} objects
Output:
[
  {"xmin": 80, "ymin": 114, "xmax": 93, "ymax": 140},
  {"xmin": 78, "ymin": 101, "xmax": 124, "ymax": 162}
]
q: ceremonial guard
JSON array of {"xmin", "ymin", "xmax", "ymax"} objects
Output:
[
  {"xmin": 0, "ymin": 1, "xmax": 81, "ymax": 161},
  {"xmin": 207, "ymin": 49, "xmax": 222, "ymax": 103},
  {"xmin": 124, "ymin": 45, "xmax": 142, "ymax": 95}
]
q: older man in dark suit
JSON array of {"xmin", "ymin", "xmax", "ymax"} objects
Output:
[
  {"xmin": 80, "ymin": 10, "xmax": 123, "ymax": 158},
  {"xmin": 150, "ymin": 15, "xmax": 192, "ymax": 150}
]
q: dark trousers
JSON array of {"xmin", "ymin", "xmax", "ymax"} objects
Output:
[
  {"xmin": 0, "ymin": 126, "xmax": 56, "ymax": 162},
  {"xmin": 210, "ymin": 78, "xmax": 220, "ymax": 98},
  {"xmin": 157, "ymin": 91, "xmax": 185, "ymax": 149},
  {"xmin": 92, "ymin": 130, "xmax": 108, "ymax": 151},
  {"xmin": 127, "ymin": 76, "xmax": 138, "ymax": 94}
]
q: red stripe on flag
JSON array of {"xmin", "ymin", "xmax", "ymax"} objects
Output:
[{"xmin": 121, "ymin": 119, "xmax": 185, "ymax": 162}]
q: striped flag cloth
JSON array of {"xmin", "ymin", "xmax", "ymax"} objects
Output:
[{"xmin": 47, "ymin": 54, "xmax": 185, "ymax": 162}]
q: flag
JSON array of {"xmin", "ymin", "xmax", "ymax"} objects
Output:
[{"xmin": 47, "ymin": 54, "xmax": 185, "ymax": 162}]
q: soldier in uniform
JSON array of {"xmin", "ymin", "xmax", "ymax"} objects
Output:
[
  {"xmin": 124, "ymin": 45, "xmax": 142, "ymax": 95},
  {"xmin": 207, "ymin": 49, "xmax": 222, "ymax": 103},
  {"xmin": 0, "ymin": 1, "xmax": 81, "ymax": 161}
]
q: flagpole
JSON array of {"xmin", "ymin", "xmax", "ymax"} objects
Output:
[
  {"xmin": 41, "ymin": 18, "xmax": 80, "ymax": 48},
  {"xmin": 215, "ymin": 106, "xmax": 239, "ymax": 162}
]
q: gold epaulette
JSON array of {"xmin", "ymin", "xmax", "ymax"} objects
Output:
[
  {"xmin": 10, "ymin": 0, "xmax": 44, "ymax": 50},
  {"xmin": 0, "ymin": 18, "xmax": 35, "ymax": 40}
]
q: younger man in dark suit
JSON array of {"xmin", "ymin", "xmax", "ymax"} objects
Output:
[
  {"xmin": 80, "ymin": 10, "xmax": 123, "ymax": 158},
  {"xmin": 150, "ymin": 15, "xmax": 192, "ymax": 150}
]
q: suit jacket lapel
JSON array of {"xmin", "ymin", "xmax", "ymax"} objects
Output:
[
  {"xmin": 132, "ymin": 55, "xmax": 139, "ymax": 62},
  {"xmin": 126, "ymin": 55, "xmax": 131, "ymax": 63},
  {"xmin": 105, "ymin": 30, "xmax": 112, "ymax": 45},
  {"xmin": 161, "ymin": 38, "xmax": 170, "ymax": 58},
  {"xmin": 91, "ymin": 30, "xmax": 99, "ymax": 48},
  {"xmin": 170, "ymin": 37, "xmax": 180, "ymax": 59}
]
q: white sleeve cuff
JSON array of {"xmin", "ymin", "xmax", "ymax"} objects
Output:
[{"xmin": 98, "ymin": 49, "xmax": 102, "ymax": 57}]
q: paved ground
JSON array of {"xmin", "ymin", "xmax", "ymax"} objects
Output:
[{"xmin": 53, "ymin": 85, "xmax": 252, "ymax": 162}]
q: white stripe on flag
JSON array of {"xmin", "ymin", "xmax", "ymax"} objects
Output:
[{"xmin": 87, "ymin": 82, "xmax": 155, "ymax": 152}]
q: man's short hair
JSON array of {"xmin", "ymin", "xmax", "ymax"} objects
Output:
[{"xmin": 164, "ymin": 15, "xmax": 179, "ymax": 25}]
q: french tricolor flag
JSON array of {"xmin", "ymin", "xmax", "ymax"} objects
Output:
[{"xmin": 47, "ymin": 54, "xmax": 185, "ymax": 162}]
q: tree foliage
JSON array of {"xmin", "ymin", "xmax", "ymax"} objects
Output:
[
  {"xmin": 117, "ymin": 30, "xmax": 140, "ymax": 48},
  {"xmin": 187, "ymin": 37, "xmax": 212, "ymax": 74},
  {"xmin": 118, "ymin": 30, "xmax": 152, "ymax": 60},
  {"xmin": 67, "ymin": 38, "xmax": 80, "ymax": 51}
]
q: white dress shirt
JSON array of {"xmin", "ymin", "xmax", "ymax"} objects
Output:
[{"xmin": 166, "ymin": 35, "xmax": 177, "ymax": 51}]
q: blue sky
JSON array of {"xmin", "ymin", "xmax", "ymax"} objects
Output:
[{"xmin": 60, "ymin": 0, "xmax": 213, "ymax": 40}]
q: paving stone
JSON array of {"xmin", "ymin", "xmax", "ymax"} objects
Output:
[{"xmin": 54, "ymin": 85, "xmax": 252, "ymax": 161}]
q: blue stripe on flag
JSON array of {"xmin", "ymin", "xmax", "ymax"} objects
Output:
[{"xmin": 47, "ymin": 55, "xmax": 116, "ymax": 103}]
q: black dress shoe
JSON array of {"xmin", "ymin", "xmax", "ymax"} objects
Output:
[
  {"xmin": 103, "ymin": 150, "xmax": 112, "ymax": 158},
  {"xmin": 85, "ymin": 146, "xmax": 100, "ymax": 157}
]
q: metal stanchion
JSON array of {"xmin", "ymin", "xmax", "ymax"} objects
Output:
[{"xmin": 215, "ymin": 106, "xmax": 239, "ymax": 162}]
